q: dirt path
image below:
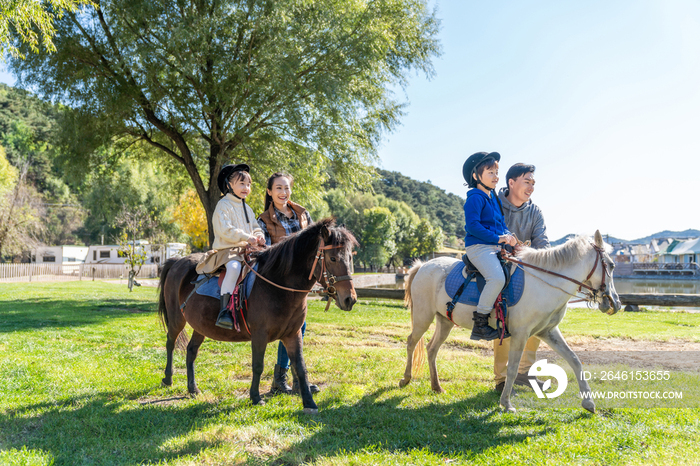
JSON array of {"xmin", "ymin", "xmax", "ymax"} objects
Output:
[{"xmin": 501, "ymin": 337, "xmax": 700, "ymax": 372}]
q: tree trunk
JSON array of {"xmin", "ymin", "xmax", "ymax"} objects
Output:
[{"xmin": 204, "ymin": 184, "xmax": 220, "ymax": 248}]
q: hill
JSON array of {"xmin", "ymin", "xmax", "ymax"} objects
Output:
[
  {"xmin": 371, "ymin": 169, "xmax": 465, "ymax": 238},
  {"xmin": 626, "ymin": 229, "xmax": 700, "ymax": 244},
  {"xmin": 551, "ymin": 229, "xmax": 700, "ymax": 246}
]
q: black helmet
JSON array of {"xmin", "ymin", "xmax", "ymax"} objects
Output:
[
  {"xmin": 217, "ymin": 163, "xmax": 250, "ymax": 194},
  {"xmin": 462, "ymin": 152, "xmax": 500, "ymax": 188}
]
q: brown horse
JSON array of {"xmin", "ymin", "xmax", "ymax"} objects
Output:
[{"xmin": 158, "ymin": 218, "xmax": 358, "ymax": 413}]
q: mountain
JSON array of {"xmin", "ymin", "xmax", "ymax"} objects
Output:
[
  {"xmin": 371, "ymin": 169, "xmax": 465, "ymax": 238},
  {"xmin": 626, "ymin": 229, "xmax": 700, "ymax": 245},
  {"xmin": 551, "ymin": 229, "xmax": 700, "ymax": 247},
  {"xmin": 550, "ymin": 234, "xmax": 626, "ymax": 247}
]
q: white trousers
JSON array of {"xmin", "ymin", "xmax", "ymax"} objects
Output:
[
  {"xmin": 465, "ymin": 243, "xmax": 505, "ymax": 314},
  {"xmin": 220, "ymin": 260, "xmax": 242, "ymax": 296}
]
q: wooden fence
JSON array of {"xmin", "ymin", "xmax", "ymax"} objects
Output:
[
  {"xmin": 352, "ymin": 288, "xmax": 700, "ymax": 307},
  {"xmin": 0, "ymin": 263, "xmax": 160, "ymax": 283}
]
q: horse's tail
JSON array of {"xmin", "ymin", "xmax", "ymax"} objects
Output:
[
  {"xmin": 158, "ymin": 258, "xmax": 179, "ymax": 330},
  {"xmin": 405, "ymin": 260, "xmax": 426, "ymax": 378},
  {"xmin": 157, "ymin": 257, "xmax": 190, "ymax": 351}
]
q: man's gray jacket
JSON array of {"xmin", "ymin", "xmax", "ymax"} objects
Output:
[{"xmin": 497, "ymin": 188, "xmax": 550, "ymax": 249}]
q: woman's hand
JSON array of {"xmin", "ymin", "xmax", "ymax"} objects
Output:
[
  {"xmin": 257, "ymin": 236, "xmax": 266, "ymax": 246},
  {"xmin": 247, "ymin": 236, "xmax": 258, "ymax": 245}
]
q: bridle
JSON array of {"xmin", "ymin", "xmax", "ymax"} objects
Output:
[
  {"xmin": 502, "ymin": 244, "xmax": 613, "ymax": 305},
  {"xmin": 242, "ymin": 238, "xmax": 353, "ymax": 309},
  {"xmin": 308, "ymin": 239, "xmax": 353, "ymax": 310}
]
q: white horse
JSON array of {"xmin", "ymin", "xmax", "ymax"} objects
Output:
[{"xmin": 399, "ymin": 231, "xmax": 622, "ymax": 413}]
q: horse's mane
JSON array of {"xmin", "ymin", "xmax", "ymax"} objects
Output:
[
  {"xmin": 255, "ymin": 217, "xmax": 358, "ymax": 279},
  {"xmin": 516, "ymin": 235, "xmax": 593, "ymax": 269}
]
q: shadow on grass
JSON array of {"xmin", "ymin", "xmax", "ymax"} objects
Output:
[
  {"xmin": 271, "ymin": 385, "xmax": 592, "ymax": 464},
  {"xmin": 0, "ymin": 390, "xmax": 229, "ymax": 466},
  {"xmin": 0, "ymin": 297, "xmax": 159, "ymax": 334},
  {"xmin": 0, "ymin": 384, "xmax": 593, "ymax": 465}
]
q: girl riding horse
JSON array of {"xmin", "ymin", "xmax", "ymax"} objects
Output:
[{"xmin": 195, "ymin": 164, "xmax": 265, "ymax": 329}]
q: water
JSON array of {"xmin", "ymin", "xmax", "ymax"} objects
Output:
[
  {"xmin": 376, "ymin": 278, "xmax": 405, "ymax": 289},
  {"xmin": 614, "ymin": 278, "xmax": 700, "ymax": 295}
]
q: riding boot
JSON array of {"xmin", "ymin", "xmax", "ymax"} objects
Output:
[
  {"xmin": 215, "ymin": 293, "xmax": 234, "ymax": 330},
  {"xmin": 291, "ymin": 375, "xmax": 321, "ymax": 395},
  {"xmin": 470, "ymin": 311, "xmax": 500, "ymax": 341},
  {"xmin": 270, "ymin": 364, "xmax": 293, "ymax": 395}
]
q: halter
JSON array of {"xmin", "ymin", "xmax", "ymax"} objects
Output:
[
  {"xmin": 502, "ymin": 244, "xmax": 612, "ymax": 305},
  {"xmin": 308, "ymin": 239, "xmax": 354, "ymax": 310}
]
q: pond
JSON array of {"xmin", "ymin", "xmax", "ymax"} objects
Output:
[{"xmin": 614, "ymin": 278, "xmax": 700, "ymax": 295}]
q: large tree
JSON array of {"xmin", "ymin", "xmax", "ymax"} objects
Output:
[{"xmin": 10, "ymin": 0, "xmax": 440, "ymax": 245}]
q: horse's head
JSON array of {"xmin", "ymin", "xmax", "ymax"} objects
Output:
[
  {"xmin": 591, "ymin": 230, "xmax": 622, "ymax": 315},
  {"xmin": 319, "ymin": 220, "xmax": 358, "ymax": 312}
]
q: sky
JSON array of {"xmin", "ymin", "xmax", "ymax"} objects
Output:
[
  {"xmin": 375, "ymin": 0, "xmax": 700, "ymax": 241},
  {"xmin": 2, "ymin": 0, "xmax": 700, "ymax": 242}
]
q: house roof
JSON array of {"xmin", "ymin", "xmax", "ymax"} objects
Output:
[
  {"xmin": 656, "ymin": 239, "xmax": 679, "ymax": 255},
  {"xmin": 664, "ymin": 237, "xmax": 700, "ymax": 255}
]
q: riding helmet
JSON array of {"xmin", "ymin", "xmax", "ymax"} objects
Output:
[
  {"xmin": 462, "ymin": 152, "xmax": 500, "ymax": 187},
  {"xmin": 217, "ymin": 163, "xmax": 250, "ymax": 194}
]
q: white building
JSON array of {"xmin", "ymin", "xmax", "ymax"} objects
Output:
[
  {"xmin": 33, "ymin": 246, "xmax": 89, "ymax": 264},
  {"xmin": 657, "ymin": 238, "xmax": 700, "ymax": 264},
  {"xmin": 149, "ymin": 243, "xmax": 188, "ymax": 265},
  {"xmin": 84, "ymin": 241, "xmax": 187, "ymax": 265},
  {"xmin": 84, "ymin": 245, "xmax": 125, "ymax": 264}
]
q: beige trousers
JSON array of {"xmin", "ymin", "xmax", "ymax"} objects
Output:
[{"xmin": 493, "ymin": 336, "xmax": 541, "ymax": 384}]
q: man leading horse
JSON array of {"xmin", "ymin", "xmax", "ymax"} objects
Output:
[{"xmin": 493, "ymin": 163, "xmax": 549, "ymax": 394}]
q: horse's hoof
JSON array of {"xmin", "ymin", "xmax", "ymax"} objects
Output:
[
  {"xmin": 500, "ymin": 401, "xmax": 516, "ymax": 413},
  {"xmin": 303, "ymin": 408, "xmax": 318, "ymax": 415},
  {"xmin": 431, "ymin": 386, "xmax": 445, "ymax": 393},
  {"xmin": 161, "ymin": 378, "xmax": 172, "ymax": 387},
  {"xmin": 188, "ymin": 388, "xmax": 201, "ymax": 397},
  {"xmin": 398, "ymin": 378, "xmax": 410, "ymax": 388},
  {"xmin": 582, "ymin": 400, "xmax": 596, "ymax": 413},
  {"xmin": 252, "ymin": 399, "xmax": 266, "ymax": 406}
]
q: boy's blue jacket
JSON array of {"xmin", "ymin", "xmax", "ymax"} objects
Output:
[{"xmin": 464, "ymin": 188, "xmax": 510, "ymax": 247}]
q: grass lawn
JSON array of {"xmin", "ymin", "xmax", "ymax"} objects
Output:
[{"xmin": 0, "ymin": 281, "xmax": 699, "ymax": 465}]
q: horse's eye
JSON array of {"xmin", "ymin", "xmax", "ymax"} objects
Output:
[{"xmin": 330, "ymin": 256, "xmax": 337, "ymax": 262}]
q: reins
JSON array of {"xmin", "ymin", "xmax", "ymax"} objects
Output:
[
  {"xmin": 501, "ymin": 244, "xmax": 608, "ymax": 300},
  {"xmin": 241, "ymin": 238, "xmax": 353, "ymax": 309}
]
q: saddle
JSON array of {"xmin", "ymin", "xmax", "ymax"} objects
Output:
[
  {"xmin": 218, "ymin": 266, "xmax": 252, "ymax": 308},
  {"xmin": 183, "ymin": 258, "xmax": 258, "ymax": 334},
  {"xmin": 461, "ymin": 252, "xmax": 513, "ymax": 292},
  {"xmin": 445, "ymin": 249, "xmax": 515, "ymax": 341}
]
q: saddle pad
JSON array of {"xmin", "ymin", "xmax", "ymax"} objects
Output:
[
  {"xmin": 444, "ymin": 261, "xmax": 525, "ymax": 306},
  {"xmin": 195, "ymin": 263, "xmax": 257, "ymax": 300}
]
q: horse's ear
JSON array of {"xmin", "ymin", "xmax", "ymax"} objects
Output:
[
  {"xmin": 594, "ymin": 230, "xmax": 604, "ymax": 248},
  {"xmin": 321, "ymin": 224, "xmax": 332, "ymax": 244}
]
